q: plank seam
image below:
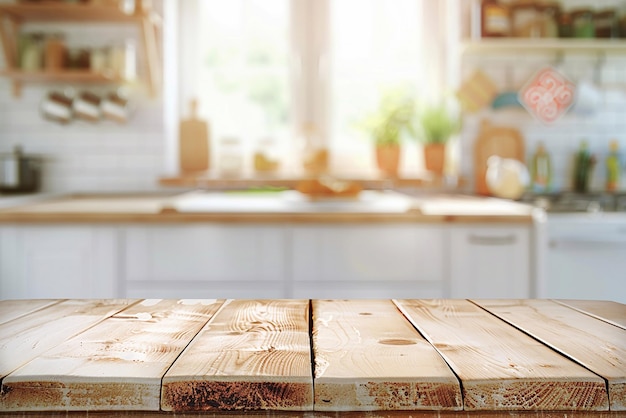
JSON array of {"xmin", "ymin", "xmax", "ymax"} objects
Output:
[
  {"xmin": 467, "ymin": 299, "xmax": 612, "ymax": 410},
  {"xmin": 551, "ymin": 299, "xmax": 626, "ymax": 331},
  {"xmin": 308, "ymin": 299, "xmax": 315, "ymax": 398},
  {"xmin": 0, "ymin": 299, "xmax": 64, "ymax": 326},
  {"xmin": 157, "ymin": 299, "xmax": 229, "ymax": 412},
  {"xmin": 391, "ymin": 299, "xmax": 466, "ymax": 410}
]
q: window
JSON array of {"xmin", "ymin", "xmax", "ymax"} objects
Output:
[{"xmin": 168, "ymin": 0, "xmax": 452, "ymax": 176}]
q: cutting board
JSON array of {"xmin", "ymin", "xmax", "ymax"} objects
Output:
[
  {"xmin": 179, "ymin": 99, "xmax": 210, "ymax": 174},
  {"xmin": 473, "ymin": 120, "xmax": 525, "ymax": 195}
]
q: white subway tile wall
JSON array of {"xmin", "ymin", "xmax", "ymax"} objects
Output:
[
  {"xmin": 0, "ymin": 30, "xmax": 165, "ymax": 193},
  {"xmin": 460, "ymin": 52, "xmax": 626, "ymax": 193}
]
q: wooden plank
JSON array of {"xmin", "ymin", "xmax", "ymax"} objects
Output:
[
  {"xmin": 162, "ymin": 299, "xmax": 313, "ymax": 412},
  {"xmin": 0, "ymin": 299, "xmax": 61, "ymax": 325},
  {"xmin": 312, "ymin": 299, "xmax": 462, "ymax": 411},
  {"xmin": 473, "ymin": 299, "xmax": 626, "ymax": 411},
  {"xmin": 0, "ymin": 299, "xmax": 224, "ymax": 412},
  {"xmin": 0, "ymin": 299, "xmax": 134, "ymax": 379},
  {"xmin": 394, "ymin": 299, "xmax": 609, "ymax": 411},
  {"xmin": 555, "ymin": 299, "xmax": 626, "ymax": 330}
]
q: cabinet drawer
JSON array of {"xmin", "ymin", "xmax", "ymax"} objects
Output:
[
  {"xmin": 125, "ymin": 225, "xmax": 287, "ymax": 282},
  {"xmin": 292, "ymin": 225, "xmax": 444, "ymax": 282}
]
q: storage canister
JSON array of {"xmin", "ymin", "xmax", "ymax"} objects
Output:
[{"xmin": 571, "ymin": 8, "xmax": 595, "ymax": 38}]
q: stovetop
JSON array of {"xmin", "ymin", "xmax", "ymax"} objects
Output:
[{"xmin": 522, "ymin": 192, "xmax": 626, "ymax": 213}]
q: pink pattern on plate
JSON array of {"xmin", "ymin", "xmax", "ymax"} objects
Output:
[{"xmin": 519, "ymin": 67, "xmax": 576, "ymax": 124}]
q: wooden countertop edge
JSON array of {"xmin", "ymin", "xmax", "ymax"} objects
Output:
[
  {"xmin": 0, "ymin": 411, "xmax": 622, "ymax": 417},
  {"xmin": 0, "ymin": 212, "xmax": 534, "ymax": 224}
]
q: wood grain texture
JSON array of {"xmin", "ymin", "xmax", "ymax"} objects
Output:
[
  {"xmin": 0, "ymin": 299, "xmax": 61, "ymax": 325},
  {"xmin": 394, "ymin": 299, "xmax": 609, "ymax": 411},
  {"xmin": 473, "ymin": 299, "xmax": 626, "ymax": 411},
  {"xmin": 0, "ymin": 299, "xmax": 134, "ymax": 379},
  {"xmin": 162, "ymin": 299, "xmax": 313, "ymax": 412},
  {"xmin": 0, "ymin": 299, "xmax": 224, "ymax": 412},
  {"xmin": 555, "ymin": 299, "xmax": 626, "ymax": 330},
  {"xmin": 312, "ymin": 300, "xmax": 462, "ymax": 411}
]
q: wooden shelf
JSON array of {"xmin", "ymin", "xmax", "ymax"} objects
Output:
[
  {"xmin": 462, "ymin": 38, "xmax": 626, "ymax": 54},
  {"xmin": 0, "ymin": 69, "xmax": 123, "ymax": 83},
  {"xmin": 0, "ymin": 2, "xmax": 145, "ymax": 23},
  {"xmin": 0, "ymin": 1, "xmax": 160, "ymax": 98}
]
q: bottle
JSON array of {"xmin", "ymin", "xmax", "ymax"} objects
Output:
[
  {"xmin": 481, "ymin": 0, "xmax": 511, "ymax": 38},
  {"xmin": 573, "ymin": 141, "xmax": 596, "ymax": 193},
  {"xmin": 606, "ymin": 140, "xmax": 621, "ymax": 192},
  {"xmin": 530, "ymin": 142, "xmax": 552, "ymax": 192}
]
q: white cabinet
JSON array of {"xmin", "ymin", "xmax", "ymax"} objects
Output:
[
  {"xmin": 0, "ymin": 226, "xmax": 118, "ymax": 299},
  {"xmin": 543, "ymin": 216, "xmax": 626, "ymax": 303},
  {"xmin": 123, "ymin": 225, "xmax": 288, "ymax": 299},
  {"xmin": 448, "ymin": 225, "xmax": 531, "ymax": 299},
  {"xmin": 291, "ymin": 224, "xmax": 445, "ymax": 299}
]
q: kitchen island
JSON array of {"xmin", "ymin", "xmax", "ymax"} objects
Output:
[
  {"xmin": 0, "ymin": 191, "xmax": 543, "ymax": 300},
  {"xmin": 0, "ymin": 298, "xmax": 624, "ymax": 416}
]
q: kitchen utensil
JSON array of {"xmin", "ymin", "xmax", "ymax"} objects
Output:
[
  {"xmin": 485, "ymin": 155, "xmax": 530, "ymax": 200},
  {"xmin": 179, "ymin": 98, "xmax": 210, "ymax": 174},
  {"xmin": 0, "ymin": 146, "xmax": 41, "ymax": 194},
  {"xmin": 456, "ymin": 69, "xmax": 499, "ymax": 113},
  {"xmin": 474, "ymin": 120, "xmax": 525, "ymax": 196}
]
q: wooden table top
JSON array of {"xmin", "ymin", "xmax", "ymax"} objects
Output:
[{"xmin": 0, "ymin": 299, "xmax": 624, "ymax": 417}]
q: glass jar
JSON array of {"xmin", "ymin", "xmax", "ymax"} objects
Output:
[
  {"xmin": 44, "ymin": 33, "xmax": 66, "ymax": 71},
  {"xmin": 481, "ymin": 0, "xmax": 511, "ymax": 38},
  {"xmin": 558, "ymin": 11, "xmax": 573, "ymax": 38},
  {"xmin": 20, "ymin": 33, "xmax": 43, "ymax": 71},
  {"xmin": 253, "ymin": 137, "xmax": 280, "ymax": 174},
  {"xmin": 218, "ymin": 137, "xmax": 243, "ymax": 177},
  {"xmin": 571, "ymin": 9, "xmax": 595, "ymax": 38},
  {"xmin": 539, "ymin": 2, "xmax": 560, "ymax": 38},
  {"xmin": 510, "ymin": 0, "xmax": 541, "ymax": 38},
  {"xmin": 594, "ymin": 9, "xmax": 618, "ymax": 39}
]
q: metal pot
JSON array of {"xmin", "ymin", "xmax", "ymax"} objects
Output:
[{"xmin": 0, "ymin": 146, "xmax": 42, "ymax": 194}]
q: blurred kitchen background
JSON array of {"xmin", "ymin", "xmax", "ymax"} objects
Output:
[{"xmin": 0, "ymin": 0, "xmax": 625, "ymax": 302}]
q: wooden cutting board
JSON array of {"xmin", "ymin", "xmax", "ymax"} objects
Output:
[
  {"xmin": 474, "ymin": 120, "xmax": 525, "ymax": 196},
  {"xmin": 179, "ymin": 99, "xmax": 210, "ymax": 174}
]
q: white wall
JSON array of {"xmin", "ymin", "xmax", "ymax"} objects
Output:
[
  {"xmin": 459, "ymin": 51, "xmax": 626, "ymax": 193},
  {"xmin": 0, "ymin": 13, "xmax": 165, "ymax": 193}
]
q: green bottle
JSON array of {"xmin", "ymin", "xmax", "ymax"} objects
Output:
[
  {"xmin": 573, "ymin": 141, "xmax": 595, "ymax": 193},
  {"xmin": 606, "ymin": 140, "xmax": 621, "ymax": 192},
  {"xmin": 530, "ymin": 142, "xmax": 552, "ymax": 193}
]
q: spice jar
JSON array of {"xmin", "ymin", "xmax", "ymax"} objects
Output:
[
  {"xmin": 510, "ymin": 0, "xmax": 541, "ymax": 38},
  {"xmin": 558, "ymin": 11, "xmax": 573, "ymax": 38},
  {"xmin": 571, "ymin": 8, "xmax": 595, "ymax": 38},
  {"xmin": 594, "ymin": 9, "xmax": 618, "ymax": 39},
  {"xmin": 44, "ymin": 33, "xmax": 66, "ymax": 71},
  {"xmin": 20, "ymin": 33, "xmax": 43, "ymax": 71},
  {"xmin": 481, "ymin": 0, "xmax": 511, "ymax": 38},
  {"xmin": 539, "ymin": 2, "xmax": 560, "ymax": 38}
]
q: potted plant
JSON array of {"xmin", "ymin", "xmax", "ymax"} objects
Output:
[
  {"xmin": 360, "ymin": 90, "xmax": 415, "ymax": 177},
  {"xmin": 413, "ymin": 101, "xmax": 460, "ymax": 176}
]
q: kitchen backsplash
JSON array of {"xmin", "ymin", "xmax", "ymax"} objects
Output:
[
  {"xmin": 0, "ymin": 59, "xmax": 164, "ymax": 194},
  {"xmin": 459, "ymin": 51, "xmax": 626, "ymax": 193}
]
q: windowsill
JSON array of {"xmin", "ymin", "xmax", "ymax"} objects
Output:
[{"xmin": 158, "ymin": 172, "xmax": 466, "ymax": 192}]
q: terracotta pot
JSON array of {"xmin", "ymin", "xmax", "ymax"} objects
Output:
[
  {"xmin": 424, "ymin": 143, "xmax": 446, "ymax": 175},
  {"xmin": 375, "ymin": 144, "xmax": 401, "ymax": 177}
]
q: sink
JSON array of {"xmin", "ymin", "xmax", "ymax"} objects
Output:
[{"xmin": 172, "ymin": 190, "xmax": 414, "ymax": 213}]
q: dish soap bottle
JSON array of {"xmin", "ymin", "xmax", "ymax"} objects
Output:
[
  {"xmin": 530, "ymin": 142, "xmax": 552, "ymax": 193},
  {"xmin": 573, "ymin": 140, "xmax": 595, "ymax": 193},
  {"xmin": 606, "ymin": 140, "xmax": 621, "ymax": 192}
]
